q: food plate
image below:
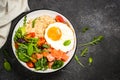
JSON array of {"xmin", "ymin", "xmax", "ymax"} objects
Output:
[{"xmin": 12, "ymin": 10, "xmax": 76, "ymax": 73}]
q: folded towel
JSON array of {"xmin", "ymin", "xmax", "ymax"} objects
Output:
[{"xmin": 0, "ymin": 0, "xmax": 30, "ymax": 48}]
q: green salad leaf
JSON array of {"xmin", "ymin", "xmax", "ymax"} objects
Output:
[
  {"xmin": 27, "ymin": 43, "xmax": 34, "ymax": 56},
  {"xmin": 63, "ymin": 40, "xmax": 71, "ymax": 46},
  {"xmin": 35, "ymin": 57, "xmax": 48, "ymax": 70},
  {"xmin": 14, "ymin": 27, "xmax": 26, "ymax": 41},
  {"xmin": 52, "ymin": 60, "xmax": 64, "ymax": 69},
  {"xmin": 17, "ymin": 52, "xmax": 30, "ymax": 62},
  {"xmin": 17, "ymin": 43, "xmax": 30, "ymax": 62}
]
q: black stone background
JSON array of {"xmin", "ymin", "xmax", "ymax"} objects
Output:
[{"xmin": 0, "ymin": 0, "xmax": 120, "ymax": 80}]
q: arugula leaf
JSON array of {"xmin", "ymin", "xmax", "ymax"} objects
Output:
[
  {"xmin": 80, "ymin": 47, "xmax": 88, "ymax": 57},
  {"xmin": 3, "ymin": 59, "xmax": 12, "ymax": 71},
  {"xmin": 82, "ymin": 27, "xmax": 89, "ymax": 33},
  {"xmin": 74, "ymin": 54, "xmax": 84, "ymax": 67},
  {"xmin": 88, "ymin": 57, "xmax": 93, "ymax": 65},
  {"xmin": 63, "ymin": 40, "xmax": 71, "ymax": 46},
  {"xmin": 23, "ymin": 15, "xmax": 27, "ymax": 26},
  {"xmin": 52, "ymin": 60, "xmax": 64, "ymax": 69},
  {"xmin": 80, "ymin": 35, "xmax": 104, "ymax": 46},
  {"xmin": 35, "ymin": 57, "xmax": 48, "ymax": 70}
]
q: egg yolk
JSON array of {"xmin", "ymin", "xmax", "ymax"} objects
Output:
[{"xmin": 47, "ymin": 27, "xmax": 62, "ymax": 41}]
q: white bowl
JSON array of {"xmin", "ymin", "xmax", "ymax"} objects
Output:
[{"xmin": 12, "ymin": 10, "xmax": 76, "ymax": 73}]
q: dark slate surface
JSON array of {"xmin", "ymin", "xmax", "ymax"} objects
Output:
[{"xmin": 0, "ymin": 0, "xmax": 120, "ymax": 80}]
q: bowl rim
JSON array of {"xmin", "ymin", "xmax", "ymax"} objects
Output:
[{"xmin": 11, "ymin": 9, "xmax": 77, "ymax": 73}]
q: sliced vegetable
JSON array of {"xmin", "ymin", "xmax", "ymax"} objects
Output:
[
  {"xmin": 3, "ymin": 59, "xmax": 12, "ymax": 71},
  {"xmin": 32, "ymin": 18, "xmax": 37, "ymax": 28},
  {"xmin": 63, "ymin": 40, "xmax": 71, "ymax": 46},
  {"xmin": 74, "ymin": 54, "xmax": 84, "ymax": 67},
  {"xmin": 52, "ymin": 60, "xmax": 64, "ymax": 69},
  {"xmin": 55, "ymin": 15, "xmax": 64, "ymax": 23},
  {"xmin": 80, "ymin": 47, "xmax": 88, "ymax": 57}
]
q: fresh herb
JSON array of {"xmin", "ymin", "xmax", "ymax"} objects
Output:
[
  {"xmin": 52, "ymin": 60, "xmax": 64, "ymax": 69},
  {"xmin": 3, "ymin": 59, "xmax": 12, "ymax": 71},
  {"xmin": 88, "ymin": 57, "xmax": 93, "ymax": 65},
  {"xmin": 80, "ymin": 35, "xmax": 104, "ymax": 46},
  {"xmin": 23, "ymin": 15, "xmax": 27, "ymax": 26},
  {"xmin": 32, "ymin": 18, "xmax": 36, "ymax": 28},
  {"xmin": 74, "ymin": 54, "xmax": 84, "ymax": 67},
  {"xmin": 35, "ymin": 57, "xmax": 48, "ymax": 70},
  {"xmin": 63, "ymin": 40, "xmax": 71, "ymax": 46},
  {"xmin": 80, "ymin": 47, "xmax": 88, "ymax": 57},
  {"xmin": 82, "ymin": 27, "xmax": 89, "ymax": 33}
]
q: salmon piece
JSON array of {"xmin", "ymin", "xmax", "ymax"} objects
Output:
[
  {"xmin": 46, "ymin": 54, "xmax": 55, "ymax": 62},
  {"xmin": 61, "ymin": 53, "xmax": 69, "ymax": 61},
  {"xmin": 36, "ymin": 53, "xmax": 43, "ymax": 59},
  {"xmin": 50, "ymin": 49, "xmax": 69, "ymax": 61},
  {"xmin": 43, "ymin": 52, "xmax": 49, "ymax": 57},
  {"xmin": 51, "ymin": 49, "xmax": 61, "ymax": 60}
]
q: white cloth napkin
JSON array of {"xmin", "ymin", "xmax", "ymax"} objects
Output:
[{"xmin": 0, "ymin": 0, "xmax": 30, "ymax": 48}]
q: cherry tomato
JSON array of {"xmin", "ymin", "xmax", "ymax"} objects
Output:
[
  {"xmin": 55, "ymin": 15, "xmax": 64, "ymax": 23},
  {"xmin": 26, "ymin": 61, "xmax": 34, "ymax": 68}
]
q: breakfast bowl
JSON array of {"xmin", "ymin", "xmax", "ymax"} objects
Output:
[{"xmin": 12, "ymin": 10, "xmax": 76, "ymax": 73}]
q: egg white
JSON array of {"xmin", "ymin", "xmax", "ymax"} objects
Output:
[{"xmin": 45, "ymin": 22, "xmax": 74, "ymax": 52}]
